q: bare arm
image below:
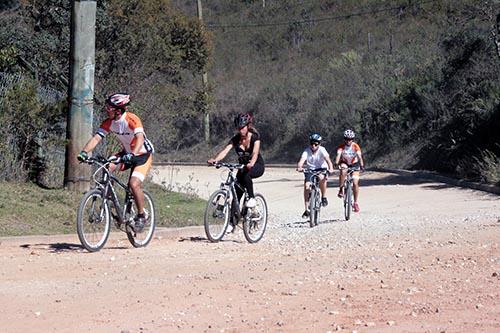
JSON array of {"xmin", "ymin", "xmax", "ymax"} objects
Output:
[
  {"xmin": 132, "ymin": 133, "xmax": 145, "ymax": 155},
  {"xmin": 296, "ymin": 154, "xmax": 306, "ymax": 171},
  {"xmin": 325, "ymin": 155, "xmax": 334, "ymax": 173},
  {"xmin": 334, "ymin": 149, "xmax": 342, "ymax": 167},
  {"xmin": 247, "ymin": 140, "xmax": 261, "ymax": 169},
  {"xmin": 81, "ymin": 134, "xmax": 103, "ymax": 154},
  {"xmin": 208, "ymin": 143, "xmax": 233, "ymax": 164},
  {"xmin": 357, "ymin": 150, "xmax": 364, "ymax": 169}
]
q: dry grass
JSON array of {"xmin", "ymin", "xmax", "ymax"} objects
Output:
[{"xmin": 0, "ymin": 181, "xmax": 206, "ymax": 237}]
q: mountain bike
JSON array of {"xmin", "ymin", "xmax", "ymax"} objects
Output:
[
  {"xmin": 302, "ymin": 168, "xmax": 329, "ymax": 227},
  {"xmin": 341, "ymin": 167, "xmax": 357, "ymax": 221},
  {"xmin": 77, "ymin": 155, "xmax": 156, "ymax": 252},
  {"xmin": 204, "ymin": 162, "xmax": 268, "ymax": 243}
]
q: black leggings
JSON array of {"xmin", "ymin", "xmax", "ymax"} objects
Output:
[{"xmin": 236, "ymin": 162, "xmax": 265, "ymax": 200}]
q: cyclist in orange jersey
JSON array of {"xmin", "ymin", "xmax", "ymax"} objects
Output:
[
  {"xmin": 77, "ymin": 93, "xmax": 154, "ymax": 232},
  {"xmin": 335, "ymin": 129, "xmax": 365, "ymax": 213}
]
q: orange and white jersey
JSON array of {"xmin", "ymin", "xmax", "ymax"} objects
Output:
[
  {"xmin": 97, "ymin": 112, "xmax": 154, "ymax": 154},
  {"xmin": 337, "ymin": 142, "xmax": 361, "ymax": 165}
]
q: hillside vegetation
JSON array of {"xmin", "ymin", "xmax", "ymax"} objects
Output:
[{"xmin": 1, "ymin": 0, "xmax": 499, "ymax": 186}]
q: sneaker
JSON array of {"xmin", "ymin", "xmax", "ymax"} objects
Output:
[
  {"xmin": 321, "ymin": 197, "xmax": 328, "ymax": 207},
  {"xmin": 248, "ymin": 207, "xmax": 260, "ymax": 219},
  {"xmin": 246, "ymin": 197, "xmax": 256, "ymax": 208},
  {"xmin": 337, "ymin": 190, "xmax": 343, "ymax": 198},
  {"xmin": 353, "ymin": 202, "xmax": 360, "ymax": 213},
  {"xmin": 133, "ymin": 215, "xmax": 146, "ymax": 232},
  {"xmin": 302, "ymin": 210, "xmax": 310, "ymax": 219},
  {"xmin": 226, "ymin": 223, "xmax": 235, "ymax": 233},
  {"xmin": 212, "ymin": 204, "xmax": 225, "ymax": 218}
]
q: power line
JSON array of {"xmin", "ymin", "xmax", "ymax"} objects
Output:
[{"xmin": 206, "ymin": 0, "xmax": 438, "ymax": 29}]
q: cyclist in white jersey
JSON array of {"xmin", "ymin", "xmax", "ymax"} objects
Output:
[
  {"xmin": 296, "ymin": 133, "xmax": 334, "ymax": 219},
  {"xmin": 77, "ymin": 93, "xmax": 154, "ymax": 232}
]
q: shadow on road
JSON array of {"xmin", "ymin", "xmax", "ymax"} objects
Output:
[
  {"xmin": 20, "ymin": 242, "xmax": 84, "ymax": 253},
  {"xmin": 19, "ymin": 243, "xmax": 129, "ymax": 253},
  {"xmin": 285, "ymin": 218, "xmax": 345, "ymax": 228},
  {"xmin": 178, "ymin": 236, "xmax": 243, "ymax": 244},
  {"xmin": 326, "ymin": 173, "xmax": 431, "ymax": 188},
  {"xmin": 265, "ymin": 173, "xmax": 434, "ymax": 189}
]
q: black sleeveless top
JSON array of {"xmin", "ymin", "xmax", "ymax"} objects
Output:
[{"xmin": 229, "ymin": 131, "xmax": 264, "ymax": 165}]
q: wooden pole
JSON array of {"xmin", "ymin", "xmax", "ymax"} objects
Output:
[
  {"xmin": 197, "ymin": 0, "xmax": 210, "ymax": 143},
  {"xmin": 65, "ymin": 0, "xmax": 96, "ymax": 191}
]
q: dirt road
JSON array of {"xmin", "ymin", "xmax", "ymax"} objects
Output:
[{"xmin": 1, "ymin": 166, "xmax": 499, "ymax": 332}]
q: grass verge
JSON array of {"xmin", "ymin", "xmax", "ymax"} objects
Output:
[{"xmin": 0, "ymin": 181, "xmax": 206, "ymax": 237}]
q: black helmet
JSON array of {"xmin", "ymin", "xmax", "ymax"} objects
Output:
[
  {"xmin": 309, "ymin": 133, "xmax": 322, "ymax": 143},
  {"xmin": 234, "ymin": 113, "xmax": 253, "ymax": 129}
]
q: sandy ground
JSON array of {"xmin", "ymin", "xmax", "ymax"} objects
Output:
[{"xmin": 0, "ymin": 166, "xmax": 499, "ymax": 332}]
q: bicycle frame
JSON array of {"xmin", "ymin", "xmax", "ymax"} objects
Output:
[
  {"xmin": 303, "ymin": 168, "xmax": 328, "ymax": 227},
  {"xmin": 343, "ymin": 168, "xmax": 355, "ymax": 189},
  {"xmin": 217, "ymin": 163, "xmax": 247, "ymax": 222},
  {"xmin": 89, "ymin": 157, "xmax": 134, "ymax": 227},
  {"xmin": 341, "ymin": 166, "xmax": 357, "ymax": 221},
  {"xmin": 78, "ymin": 155, "xmax": 157, "ymax": 251},
  {"xmin": 304, "ymin": 167, "xmax": 328, "ymax": 193}
]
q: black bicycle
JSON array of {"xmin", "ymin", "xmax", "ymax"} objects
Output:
[
  {"xmin": 204, "ymin": 162, "xmax": 268, "ymax": 243},
  {"xmin": 77, "ymin": 155, "xmax": 156, "ymax": 252},
  {"xmin": 302, "ymin": 168, "xmax": 329, "ymax": 227},
  {"xmin": 341, "ymin": 167, "xmax": 356, "ymax": 221}
]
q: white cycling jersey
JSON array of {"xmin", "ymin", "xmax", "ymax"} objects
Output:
[{"xmin": 301, "ymin": 146, "xmax": 330, "ymax": 169}]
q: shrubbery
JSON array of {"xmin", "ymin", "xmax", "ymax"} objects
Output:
[{"xmin": 0, "ymin": 0, "xmax": 498, "ymax": 185}]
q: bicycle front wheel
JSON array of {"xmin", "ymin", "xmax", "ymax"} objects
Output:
[
  {"xmin": 204, "ymin": 189, "xmax": 230, "ymax": 242},
  {"xmin": 343, "ymin": 182, "xmax": 352, "ymax": 221},
  {"xmin": 309, "ymin": 187, "xmax": 320, "ymax": 227},
  {"xmin": 77, "ymin": 189, "xmax": 111, "ymax": 252},
  {"xmin": 313, "ymin": 189, "xmax": 321, "ymax": 226},
  {"xmin": 243, "ymin": 193, "xmax": 268, "ymax": 243},
  {"xmin": 126, "ymin": 190, "xmax": 156, "ymax": 248}
]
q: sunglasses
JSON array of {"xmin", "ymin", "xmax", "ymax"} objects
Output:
[
  {"xmin": 344, "ymin": 138, "xmax": 353, "ymax": 141},
  {"xmin": 310, "ymin": 142, "xmax": 320, "ymax": 146}
]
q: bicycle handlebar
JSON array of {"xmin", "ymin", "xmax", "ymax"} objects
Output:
[
  {"xmin": 298, "ymin": 167, "xmax": 329, "ymax": 175},
  {"xmin": 339, "ymin": 165, "xmax": 363, "ymax": 173},
  {"xmin": 208, "ymin": 162, "xmax": 245, "ymax": 170},
  {"xmin": 81, "ymin": 155, "xmax": 122, "ymax": 166}
]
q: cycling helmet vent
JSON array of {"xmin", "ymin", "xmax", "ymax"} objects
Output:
[
  {"xmin": 309, "ymin": 133, "xmax": 322, "ymax": 143},
  {"xmin": 234, "ymin": 113, "xmax": 252, "ymax": 128},
  {"xmin": 344, "ymin": 129, "xmax": 355, "ymax": 139},
  {"xmin": 106, "ymin": 93, "xmax": 130, "ymax": 108}
]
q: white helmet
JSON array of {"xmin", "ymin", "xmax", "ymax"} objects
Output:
[
  {"xmin": 343, "ymin": 129, "xmax": 355, "ymax": 139},
  {"xmin": 106, "ymin": 93, "xmax": 130, "ymax": 109}
]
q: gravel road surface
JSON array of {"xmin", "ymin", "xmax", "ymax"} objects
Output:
[{"xmin": 0, "ymin": 166, "xmax": 498, "ymax": 332}]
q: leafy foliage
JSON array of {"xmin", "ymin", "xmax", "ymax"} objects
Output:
[{"xmin": 0, "ymin": 0, "xmax": 499, "ymax": 185}]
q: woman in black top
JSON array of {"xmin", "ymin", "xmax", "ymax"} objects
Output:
[{"xmin": 207, "ymin": 113, "xmax": 265, "ymax": 208}]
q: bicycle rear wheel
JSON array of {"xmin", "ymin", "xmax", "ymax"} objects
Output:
[
  {"xmin": 126, "ymin": 190, "xmax": 156, "ymax": 248},
  {"xmin": 343, "ymin": 182, "xmax": 352, "ymax": 221},
  {"xmin": 204, "ymin": 190, "xmax": 230, "ymax": 242},
  {"xmin": 243, "ymin": 193, "xmax": 268, "ymax": 243},
  {"xmin": 77, "ymin": 189, "xmax": 111, "ymax": 252}
]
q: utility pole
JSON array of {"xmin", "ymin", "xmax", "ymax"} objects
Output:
[
  {"xmin": 197, "ymin": 0, "xmax": 210, "ymax": 143},
  {"xmin": 65, "ymin": 0, "xmax": 96, "ymax": 191}
]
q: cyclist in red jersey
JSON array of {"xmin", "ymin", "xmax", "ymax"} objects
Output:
[
  {"xmin": 77, "ymin": 93, "xmax": 154, "ymax": 232},
  {"xmin": 335, "ymin": 129, "xmax": 365, "ymax": 213}
]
